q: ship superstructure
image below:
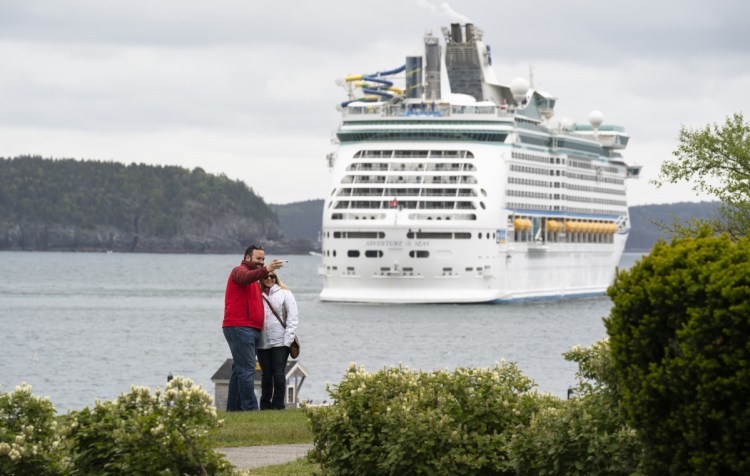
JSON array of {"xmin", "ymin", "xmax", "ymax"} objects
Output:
[{"xmin": 319, "ymin": 23, "xmax": 639, "ymax": 303}]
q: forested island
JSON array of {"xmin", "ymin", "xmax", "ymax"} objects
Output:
[
  {"xmin": 0, "ymin": 156, "xmax": 311, "ymax": 253},
  {"xmin": 1, "ymin": 156, "xmax": 719, "ymax": 253}
]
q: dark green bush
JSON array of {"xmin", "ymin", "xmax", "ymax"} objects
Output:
[{"xmin": 605, "ymin": 233, "xmax": 750, "ymax": 475}]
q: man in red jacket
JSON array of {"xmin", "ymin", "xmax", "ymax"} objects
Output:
[{"xmin": 223, "ymin": 245, "xmax": 285, "ymax": 411}]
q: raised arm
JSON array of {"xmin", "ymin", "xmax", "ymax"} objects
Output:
[{"xmin": 231, "ymin": 265, "xmax": 268, "ymax": 285}]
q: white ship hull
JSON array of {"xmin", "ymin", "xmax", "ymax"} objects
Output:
[{"xmin": 319, "ymin": 245, "xmax": 626, "ymax": 304}]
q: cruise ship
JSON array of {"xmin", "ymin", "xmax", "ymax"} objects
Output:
[{"xmin": 318, "ymin": 22, "xmax": 640, "ymax": 303}]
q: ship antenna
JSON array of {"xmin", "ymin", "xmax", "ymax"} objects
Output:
[{"xmin": 529, "ymin": 65, "xmax": 535, "ymax": 89}]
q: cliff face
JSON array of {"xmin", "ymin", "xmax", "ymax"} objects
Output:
[{"xmin": 0, "ymin": 156, "xmax": 312, "ymax": 254}]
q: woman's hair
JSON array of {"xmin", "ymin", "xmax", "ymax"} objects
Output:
[{"xmin": 268, "ymin": 272, "xmax": 289, "ymax": 291}]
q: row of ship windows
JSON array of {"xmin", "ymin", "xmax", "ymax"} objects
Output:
[
  {"xmin": 511, "ymin": 165, "xmax": 625, "ymax": 185},
  {"xmin": 507, "ymin": 190, "xmax": 627, "ymax": 206},
  {"xmin": 568, "ymin": 160, "xmax": 620, "ymax": 174},
  {"xmin": 353, "ymin": 150, "xmax": 475, "ymax": 159},
  {"xmin": 341, "ymin": 175, "xmax": 479, "ymax": 184},
  {"xmin": 338, "ymin": 131, "xmax": 509, "ymax": 143},
  {"xmin": 506, "ymin": 202, "xmax": 626, "ymax": 215},
  {"xmin": 512, "ymin": 152, "xmax": 562, "ymax": 165},
  {"xmin": 568, "ymin": 172, "xmax": 625, "ymax": 185},
  {"xmin": 331, "ymin": 213, "xmax": 477, "ymax": 221},
  {"xmin": 346, "ymin": 162, "xmax": 477, "ymax": 172},
  {"xmin": 511, "ymin": 164, "xmax": 565, "ymax": 176},
  {"xmin": 336, "ymin": 187, "xmax": 480, "ymax": 198},
  {"xmin": 566, "ymin": 183, "xmax": 626, "ymax": 196},
  {"xmin": 333, "ymin": 200, "xmax": 483, "ymax": 210},
  {"xmin": 327, "ymin": 231, "xmax": 497, "ymax": 240},
  {"xmin": 567, "ymin": 195, "xmax": 628, "ymax": 206},
  {"xmin": 511, "ymin": 229, "xmax": 615, "ymax": 244},
  {"xmin": 507, "ymin": 177, "xmax": 626, "ymax": 196},
  {"xmin": 520, "ymin": 135, "xmax": 604, "ymax": 155},
  {"xmin": 504, "ymin": 152, "xmax": 624, "ymax": 178},
  {"xmin": 511, "ymin": 164, "xmax": 622, "ymax": 181},
  {"xmin": 513, "ymin": 153, "xmax": 617, "ymax": 173},
  {"xmin": 323, "ymin": 249, "xmax": 431, "ymax": 258}
]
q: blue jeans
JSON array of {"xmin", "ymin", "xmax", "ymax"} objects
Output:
[
  {"xmin": 257, "ymin": 346, "xmax": 290, "ymax": 410},
  {"xmin": 223, "ymin": 326, "xmax": 261, "ymax": 411}
]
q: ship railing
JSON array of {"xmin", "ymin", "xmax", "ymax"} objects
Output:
[{"xmin": 342, "ymin": 103, "xmax": 514, "ymax": 120}]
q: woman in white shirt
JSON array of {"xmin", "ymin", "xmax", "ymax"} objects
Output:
[{"xmin": 257, "ymin": 271, "xmax": 299, "ymax": 410}]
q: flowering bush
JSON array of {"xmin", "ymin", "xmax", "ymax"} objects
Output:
[
  {"xmin": 307, "ymin": 362, "xmax": 556, "ymax": 475},
  {"xmin": 65, "ymin": 376, "xmax": 235, "ymax": 475},
  {"xmin": 0, "ymin": 383, "xmax": 65, "ymax": 476}
]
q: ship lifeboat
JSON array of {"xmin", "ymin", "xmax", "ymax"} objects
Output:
[
  {"xmin": 514, "ymin": 218, "xmax": 532, "ymax": 231},
  {"xmin": 547, "ymin": 220, "xmax": 562, "ymax": 233}
]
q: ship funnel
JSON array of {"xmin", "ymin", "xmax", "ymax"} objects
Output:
[
  {"xmin": 424, "ymin": 33, "xmax": 441, "ymax": 100},
  {"xmin": 465, "ymin": 23, "xmax": 475, "ymax": 42},
  {"xmin": 405, "ymin": 56, "xmax": 423, "ymax": 99},
  {"xmin": 450, "ymin": 23, "xmax": 463, "ymax": 43}
]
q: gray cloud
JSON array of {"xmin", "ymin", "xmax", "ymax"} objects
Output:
[{"xmin": 0, "ymin": 0, "xmax": 747, "ymax": 204}]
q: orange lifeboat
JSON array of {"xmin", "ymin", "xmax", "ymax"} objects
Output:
[{"xmin": 514, "ymin": 218, "xmax": 531, "ymax": 231}]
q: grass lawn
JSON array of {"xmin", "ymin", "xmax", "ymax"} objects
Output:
[
  {"xmin": 238, "ymin": 458, "xmax": 319, "ymax": 476},
  {"xmin": 209, "ymin": 408, "xmax": 315, "ymax": 447},
  {"xmin": 210, "ymin": 408, "xmax": 320, "ymax": 475}
]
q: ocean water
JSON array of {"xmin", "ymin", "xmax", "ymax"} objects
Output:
[{"xmin": 0, "ymin": 251, "xmax": 643, "ymax": 412}]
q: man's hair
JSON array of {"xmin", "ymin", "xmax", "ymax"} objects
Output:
[{"xmin": 244, "ymin": 245, "xmax": 264, "ymax": 258}]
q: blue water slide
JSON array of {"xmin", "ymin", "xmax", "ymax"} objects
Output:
[
  {"xmin": 363, "ymin": 88, "xmax": 394, "ymax": 99},
  {"xmin": 342, "ymin": 65, "xmax": 406, "ymax": 107}
]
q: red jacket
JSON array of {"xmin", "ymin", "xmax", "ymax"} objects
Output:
[{"xmin": 223, "ymin": 261, "xmax": 269, "ymax": 329}]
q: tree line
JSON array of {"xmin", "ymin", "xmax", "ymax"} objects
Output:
[
  {"xmin": 0, "ymin": 156, "xmax": 305, "ymax": 253},
  {"xmin": 0, "ymin": 156, "xmax": 275, "ymax": 237}
]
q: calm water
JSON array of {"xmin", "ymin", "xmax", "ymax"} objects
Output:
[{"xmin": 0, "ymin": 251, "xmax": 643, "ymax": 412}]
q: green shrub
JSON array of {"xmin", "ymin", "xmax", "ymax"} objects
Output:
[
  {"xmin": 605, "ymin": 233, "xmax": 750, "ymax": 474},
  {"xmin": 64, "ymin": 376, "xmax": 235, "ymax": 475},
  {"xmin": 507, "ymin": 341, "xmax": 644, "ymax": 476},
  {"xmin": 0, "ymin": 384, "xmax": 65, "ymax": 475},
  {"xmin": 307, "ymin": 362, "xmax": 554, "ymax": 475}
]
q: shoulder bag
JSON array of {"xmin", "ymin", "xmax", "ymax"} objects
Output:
[{"xmin": 262, "ymin": 294, "xmax": 300, "ymax": 359}]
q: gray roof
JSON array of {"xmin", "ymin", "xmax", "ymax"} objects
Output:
[{"xmin": 211, "ymin": 358, "xmax": 306, "ymax": 381}]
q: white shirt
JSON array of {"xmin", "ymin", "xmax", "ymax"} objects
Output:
[{"xmin": 258, "ymin": 284, "xmax": 299, "ymax": 349}]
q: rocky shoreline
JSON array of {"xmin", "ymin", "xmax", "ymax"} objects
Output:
[{"xmin": 0, "ymin": 221, "xmax": 314, "ymax": 254}]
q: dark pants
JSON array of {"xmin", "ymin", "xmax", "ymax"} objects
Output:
[
  {"xmin": 257, "ymin": 346, "xmax": 290, "ymax": 410},
  {"xmin": 223, "ymin": 326, "xmax": 261, "ymax": 411}
]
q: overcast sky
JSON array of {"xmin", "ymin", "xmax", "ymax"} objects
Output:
[{"xmin": 1, "ymin": 0, "xmax": 748, "ymax": 205}]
